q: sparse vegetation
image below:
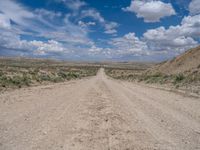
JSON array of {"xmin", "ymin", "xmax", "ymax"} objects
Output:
[
  {"xmin": 105, "ymin": 67, "xmax": 200, "ymax": 95},
  {"xmin": 173, "ymin": 74, "xmax": 185, "ymax": 84},
  {"xmin": 0, "ymin": 58, "xmax": 99, "ymax": 91}
]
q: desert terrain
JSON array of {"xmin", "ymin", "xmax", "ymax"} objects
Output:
[
  {"xmin": 0, "ymin": 68, "xmax": 200, "ymax": 150},
  {"xmin": 1, "ymin": 0, "xmax": 200, "ymax": 149}
]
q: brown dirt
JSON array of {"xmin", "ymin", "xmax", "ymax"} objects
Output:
[
  {"xmin": 153, "ymin": 46, "xmax": 200, "ymax": 74},
  {"xmin": 0, "ymin": 68, "xmax": 200, "ymax": 150}
]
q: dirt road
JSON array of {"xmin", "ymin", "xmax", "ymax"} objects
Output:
[{"xmin": 0, "ymin": 68, "xmax": 200, "ymax": 150}]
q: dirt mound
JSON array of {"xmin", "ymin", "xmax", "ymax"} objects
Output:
[{"xmin": 154, "ymin": 46, "xmax": 200, "ymax": 74}]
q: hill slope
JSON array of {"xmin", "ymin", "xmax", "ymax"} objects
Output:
[{"xmin": 154, "ymin": 46, "xmax": 200, "ymax": 74}]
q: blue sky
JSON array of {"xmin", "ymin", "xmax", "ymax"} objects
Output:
[{"xmin": 0, "ymin": 0, "xmax": 199, "ymax": 61}]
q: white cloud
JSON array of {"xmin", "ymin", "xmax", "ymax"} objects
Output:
[
  {"xmin": 61, "ymin": 0, "xmax": 86, "ymax": 11},
  {"xmin": 35, "ymin": 9, "xmax": 62, "ymax": 20},
  {"xmin": 31, "ymin": 40, "xmax": 65, "ymax": 55},
  {"xmin": 81, "ymin": 9, "xmax": 105, "ymax": 23},
  {"xmin": 0, "ymin": 0, "xmax": 92, "ymax": 44},
  {"xmin": 179, "ymin": 15, "xmax": 200, "ymax": 37},
  {"xmin": 172, "ymin": 36, "xmax": 197, "ymax": 47},
  {"xmin": 0, "ymin": 28, "xmax": 67, "ymax": 56},
  {"xmin": 81, "ymin": 9, "xmax": 119, "ymax": 34},
  {"xmin": 106, "ymin": 13, "xmax": 200, "ymax": 58},
  {"xmin": 106, "ymin": 14, "xmax": 200, "ymax": 59},
  {"xmin": 109, "ymin": 33, "xmax": 150, "ymax": 56},
  {"xmin": 88, "ymin": 45, "xmax": 103, "ymax": 54},
  {"xmin": 59, "ymin": 0, "xmax": 119, "ymax": 35},
  {"xmin": 0, "ymin": 29, "xmax": 22, "ymax": 49},
  {"xmin": 105, "ymin": 22, "xmax": 118, "ymax": 30},
  {"xmin": 86, "ymin": 44, "xmax": 113, "ymax": 59},
  {"xmin": 1, "ymin": 0, "xmax": 199, "ymax": 61},
  {"xmin": 123, "ymin": 0, "xmax": 176, "ymax": 22},
  {"xmin": 189, "ymin": 0, "xmax": 200, "ymax": 15},
  {"xmin": 0, "ymin": 0, "xmax": 96, "ymax": 58},
  {"xmin": 143, "ymin": 15, "xmax": 200, "ymax": 53},
  {"xmin": 104, "ymin": 22, "xmax": 118, "ymax": 34},
  {"xmin": 144, "ymin": 14, "xmax": 200, "ymax": 40},
  {"xmin": 55, "ymin": 0, "xmax": 119, "ymax": 35},
  {"xmin": 104, "ymin": 29, "xmax": 117, "ymax": 34},
  {"xmin": 0, "ymin": 0, "xmax": 34, "ymax": 26},
  {"xmin": 0, "ymin": 13, "xmax": 11, "ymax": 29},
  {"xmin": 78, "ymin": 21, "xmax": 96, "ymax": 27},
  {"xmin": 57, "ymin": 0, "xmax": 119, "ymax": 35},
  {"xmin": 33, "ymin": 14, "xmax": 92, "ymax": 44}
]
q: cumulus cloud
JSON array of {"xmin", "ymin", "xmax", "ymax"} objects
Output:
[
  {"xmin": 144, "ymin": 14, "xmax": 200, "ymax": 40},
  {"xmin": 109, "ymin": 33, "xmax": 150, "ymax": 56},
  {"xmin": 85, "ymin": 44, "xmax": 113, "ymax": 59},
  {"xmin": 189, "ymin": 0, "xmax": 200, "ymax": 15},
  {"xmin": 123, "ymin": 0, "xmax": 176, "ymax": 22},
  {"xmin": 106, "ymin": 13, "xmax": 200, "ymax": 59},
  {"xmin": 31, "ymin": 40, "xmax": 66, "ymax": 55},
  {"xmin": 143, "ymin": 14, "xmax": 200, "ymax": 53},
  {"xmin": 178, "ymin": 15, "xmax": 200, "ymax": 37}
]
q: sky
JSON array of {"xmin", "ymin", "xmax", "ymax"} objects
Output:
[{"xmin": 0, "ymin": 0, "xmax": 199, "ymax": 61}]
